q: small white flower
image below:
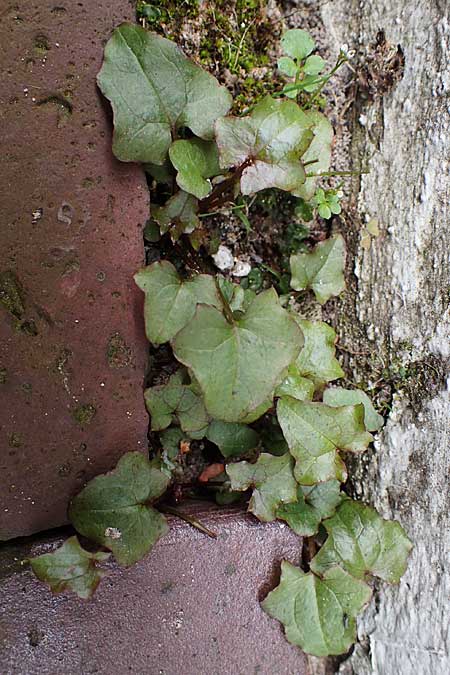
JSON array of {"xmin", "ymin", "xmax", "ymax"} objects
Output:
[{"xmin": 340, "ymin": 44, "xmax": 355, "ymax": 58}]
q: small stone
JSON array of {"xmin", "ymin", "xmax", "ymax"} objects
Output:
[
  {"xmin": 232, "ymin": 260, "xmax": 251, "ymax": 277},
  {"xmin": 212, "ymin": 245, "xmax": 234, "ymax": 271}
]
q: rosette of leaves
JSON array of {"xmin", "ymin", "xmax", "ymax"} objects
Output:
[{"xmin": 312, "ymin": 187, "xmax": 342, "ymax": 219}]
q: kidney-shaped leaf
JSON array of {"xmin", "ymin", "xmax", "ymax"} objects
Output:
[
  {"xmin": 277, "ymin": 481, "xmax": 342, "ymax": 536},
  {"xmin": 323, "ymin": 387, "xmax": 384, "ymax": 432},
  {"xmin": 98, "ymin": 24, "xmax": 232, "ymax": 164},
  {"xmin": 290, "ymin": 234, "xmax": 346, "ymax": 304},
  {"xmin": 172, "ymin": 289, "xmax": 303, "ymax": 422},
  {"xmin": 277, "ymin": 398, "xmax": 373, "ymax": 484},
  {"xmin": 293, "ymin": 318, "xmax": 344, "ymax": 388},
  {"xmin": 69, "ymin": 453, "xmax": 170, "ymax": 567},
  {"xmin": 215, "ymin": 96, "xmax": 313, "ymax": 195},
  {"xmin": 311, "ymin": 499, "xmax": 413, "ymax": 583},
  {"xmin": 262, "ymin": 561, "xmax": 371, "ymax": 657},
  {"xmin": 29, "ymin": 536, "xmax": 110, "ymax": 600},
  {"xmin": 134, "ymin": 261, "xmax": 221, "ymax": 344},
  {"xmin": 281, "ymin": 29, "xmax": 315, "ymax": 61},
  {"xmin": 169, "ymin": 139, "xmax": 221, "ymax": 200},
  {"xmin": 226, "ymin": 452, "xmax": 297, "ymax": 521}
]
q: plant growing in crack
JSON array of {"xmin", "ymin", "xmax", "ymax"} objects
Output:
[{"xmin": 28, "ymin": 23, "xmax": 412, "ymax": 658}]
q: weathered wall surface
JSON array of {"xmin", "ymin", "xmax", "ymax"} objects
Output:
[
  {"xmin": 0, "ymin": 1, "xmax": 150, "ymax": 539},
  {"xmin": 321, "ymin": 1, "xmax": 450, "ymax": 673}
]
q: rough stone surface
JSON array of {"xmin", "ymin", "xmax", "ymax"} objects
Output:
[
  {"xmin": 0, "ymin": 504, "xmax": 308, "ymax": 675},
  {"xmin": 320, "ymin": 2, "xmax": 450, "ymax": 674},
  {"xmin": 0, "ymin": 1, "xmax": 149, "ymax": 539}
]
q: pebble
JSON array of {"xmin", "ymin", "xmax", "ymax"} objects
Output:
[{"xmin": 212, "ymin": 244, "xmax": 234, "ymax": 271}]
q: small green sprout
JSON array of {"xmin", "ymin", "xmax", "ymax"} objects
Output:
[
  {"xmin": 278, "ymin": 29, "xmax": 354, "ymax": 104},
  {"xmin": 313, "ymin": 187, "xmax": 343, "ymax": 219}
]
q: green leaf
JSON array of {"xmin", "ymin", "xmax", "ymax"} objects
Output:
[
  {"xmin": 69, "ymin": 453, "xmax": 170, "ymax": 566},
  {"xmin": 172, "ymin": 289, "xmax": 303, "ymax": 423},
  {"xmin": 145, "ymin": 371, "xmax": 209, "ymax": 439},
  {"xmin": 304, "ymin": 55, "xmax": 325, "ymax": 75},
  {"xmin": 97, "ymin": 24, "xmax": 231, "ymax": 164},
  {"xmin": 215, "ymin": 96, "xmax": 313, "ymax": 195},
  {"xmin": 152, "ymin": 191, "xmax": 200, "ymax": 241},
  {"xmin": 281, "ymin": 29, "xmax": 315, "ymax": 61},
  {"xmin": 160, "ymin": 427, "xmax": 185, "ymax": 460},
  {"xmin": 169, "ymin": 138, "xmax": 221, "ymax": 200},
  {"xmin": 290, "ymin": 234, "xmax": 346, "ymax": 304},
  {"xmin": 293, "ymin": 318, "xmax": 344, "ymax": 388},
  {"xmin": 318, "ymin": 203, "xmax": 332, "ymax": 219},
  {"xmin": 260, "ymin": 421, "xmax": 289, "ymax": 456},
  {"xmin": 262, "ymin": 561, "xmax": 371, "ymax": 657},
  {"xmin": 134, "ymin": 261, "xmax": 221, "ymax": 344},
  {"xmin": 278, "ymin": 56, "xmax": 298, "ymax": 77},
  {"xmin": 311, "ymin": 499, "xmax": 413, "ymax": 583},
  {"xmin": 29, "ymin": 536, "xmax": 110, "ymax": 600},
  {"xmin": 277, "ymin": 398, "xmax": 373, "ymax": 484},
  {"xmin": 323, "ymin": 387, "xmax": 384, "ymax": 432},
  {"xmin": 144, "ymin": 159, "xmax": 173, "ymax": 185},
  {"xmin": 275, "ymin": 365, "xmax": 314, "ymax": 401},
  {"xmin": 293, "ymin": 111, "xmax": 333, "ymax": 200},
  {"xmin": 277, "ymin": 481, "xmax": 342, "ymax": 536},
  {"xmin": 206, "ymin": 420, "xmax": 259, "ymax": 458},
  {"xmin": 226, "ymin": 452, "xmax": 297, "ymax": 521}
]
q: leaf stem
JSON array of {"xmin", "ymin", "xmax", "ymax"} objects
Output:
[
  {"xmin": 215, "ymin": 277, "xmax": 236, "ymax": 325},
  {"xmin": 306, "ymin": 169, "xmax": 369, "ymax": 178},
  {"xmin": 162, "ymin": 506, "xmax": 218, "ymax": 539}
]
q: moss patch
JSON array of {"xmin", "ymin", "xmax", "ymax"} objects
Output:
[
  {"xmin": 138, "ymin": 0, "xmax": 283, "ymax": 112},
  {"xmin": 72, "ymin": 404, "xmax": 96, "ymax": 427},
  {"xmin": 107, "ymin": 333, "xmax": 132, "ymax": 369},
  {"xmin": 0, "ymin": 270, "xmax": 25, "ymax": 319}
]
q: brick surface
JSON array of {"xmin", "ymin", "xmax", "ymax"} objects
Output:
[
  {"xmin": 0, "ymin": 504, "xmax": 309, "ymax": 675},
  {"xmin": 0, "ymin": 2, "xmax": 149, "ymax": 539}
]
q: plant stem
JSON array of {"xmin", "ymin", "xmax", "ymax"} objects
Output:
[
  {"xmin": 215, "ymin": 277, "xmax": 235, "ymax": 325},
  {"xmin": 306, "ymin": 169, "xmax": 369, "ymax": 178},
  {"xmin": 163, "ymin": 506, "xmax": 218, "ymax": 539}
]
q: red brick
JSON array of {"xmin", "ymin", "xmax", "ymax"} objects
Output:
[
  {"xmin": 0, "ymin": 504, "xmax": 309, "ymax": 674},
  {"xmin": 0, "ymin": 2, "xmax": 149, "ymax": 539}
]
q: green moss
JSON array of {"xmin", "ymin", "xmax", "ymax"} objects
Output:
[
  {"xmin": 107, "ymin": 333, "xmax": 132, "ymax": 369},
  {"xmin": 33, "ymin": 34, "xmax": 49, "ymax": 55},
  {"xmin": 0, "ymin": 271, "xmax": 25, "ymax": 319},
  {"xmin": 8, "ymin": 432, "xmax": 22, "ymax": 448},
  {"xmin": 72, "ymin": 404, "xmax": 96, "ymax": 427},
  {"xmin": 143, "ymin": 0, "xmax": 282, "ymax": 113}
]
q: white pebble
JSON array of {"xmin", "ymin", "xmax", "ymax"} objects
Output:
[
  {"xmin": 212, "ymin": 245, "xmax": 234, "ymax": 271},
  {"xmin": 232, "ymin": 260, "xmax": 251, "ymax": 277}
]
